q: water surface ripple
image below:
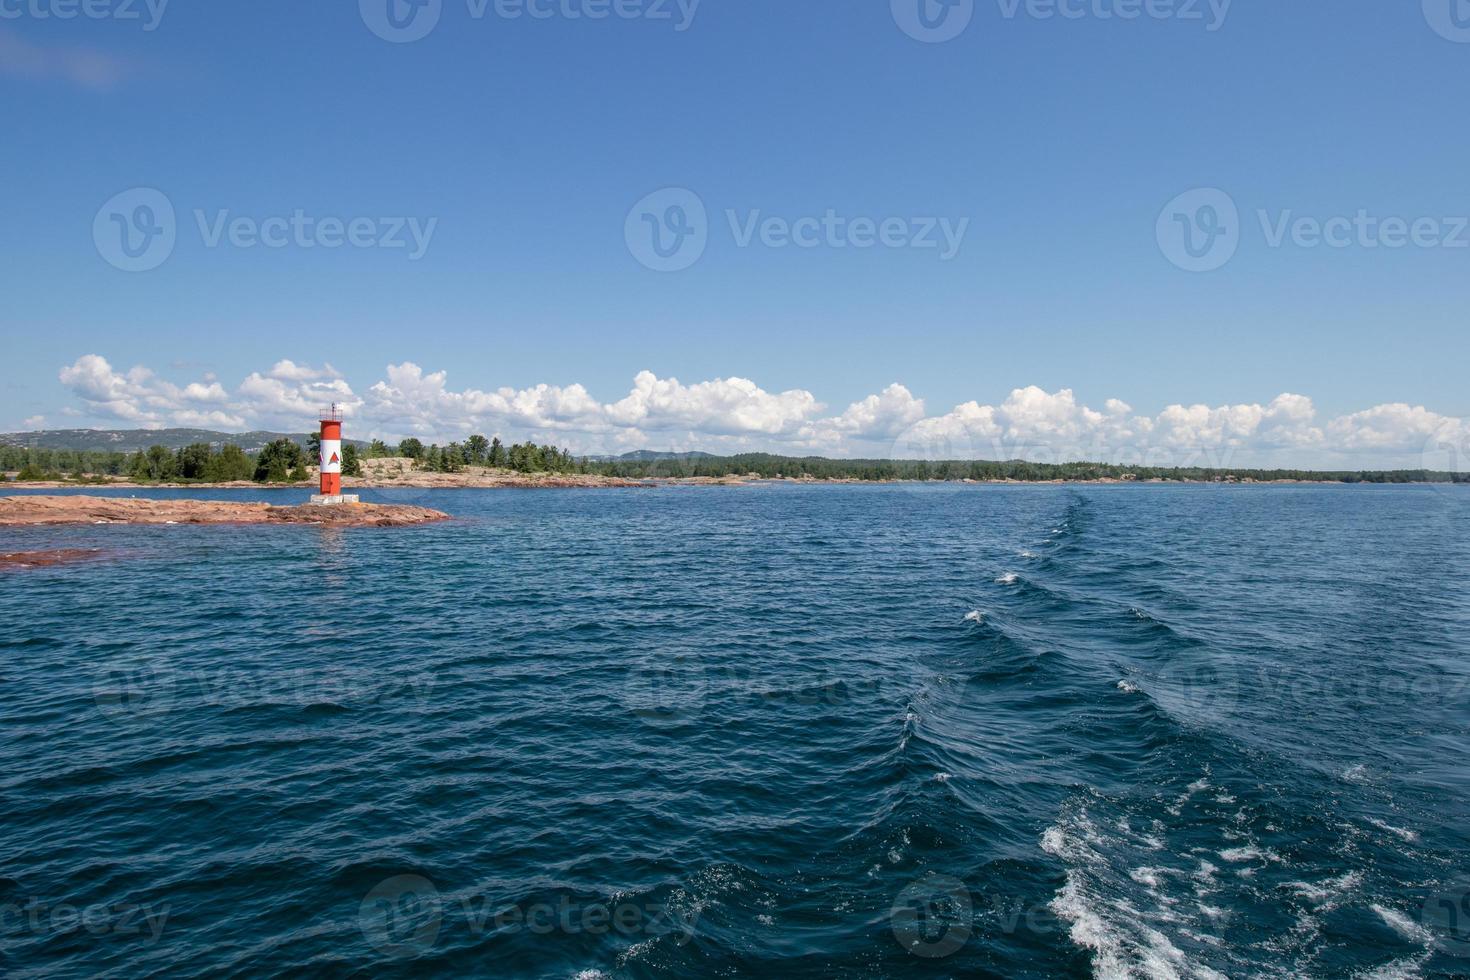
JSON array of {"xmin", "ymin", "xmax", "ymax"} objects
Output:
[{"xmin": 2, "ymin": 484, "xmax": 1468, "ymax": 978}]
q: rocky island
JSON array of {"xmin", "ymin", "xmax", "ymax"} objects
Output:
[{"xmin": 0, "ymin": 495, "xmax": 449, "ymax": 528}]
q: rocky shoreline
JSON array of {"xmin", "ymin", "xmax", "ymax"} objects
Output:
[{"xmin": 0, "ymin": 496, "xmax": 450, "ymax": 528}]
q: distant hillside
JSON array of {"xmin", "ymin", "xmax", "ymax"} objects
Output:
[
  {"xmin": 588, "ymin": 450, "xmax": 717, "ymax": 463},
  {"xmin": 0, "ymin": 428, "xmax": 367, "ymax": 453}
]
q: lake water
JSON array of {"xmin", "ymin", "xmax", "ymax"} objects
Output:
[{"xmin": 2, "ymin": 483, "xmax": 1469, "ymax": 978}]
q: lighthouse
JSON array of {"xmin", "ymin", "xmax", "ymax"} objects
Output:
[{"xmin": 310, "ymin": 404, "xmax": 360, "ymax": 505}]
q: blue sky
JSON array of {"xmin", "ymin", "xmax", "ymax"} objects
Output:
[{"xmin": 3, "ymin": 0, "xmax": 1468, "ymax": 465}]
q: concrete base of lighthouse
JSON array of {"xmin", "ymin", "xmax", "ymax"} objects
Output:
[{"xmin": 309, "ymin": 494, "xmax": 361, "ymax": 506}]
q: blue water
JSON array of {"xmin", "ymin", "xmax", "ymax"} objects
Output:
[{"xmin": 2, "ymin": 484, "xmax": 1469, "ymax": 978}]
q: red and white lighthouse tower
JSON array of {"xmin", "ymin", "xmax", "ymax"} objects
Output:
[{"xmin": 311, "ymin": 404, "xmax": 359, "ymax": 505}]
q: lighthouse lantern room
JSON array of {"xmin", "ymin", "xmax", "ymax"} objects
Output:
[{"xmin": 310, "ymin": 404, "xmax": 360, "ymax": 506}]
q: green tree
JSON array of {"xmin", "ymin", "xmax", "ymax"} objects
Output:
[
  {"xmin": 130, "ymin": 445, "xmax": 178, "ymax": 482},
  {"xmin": 255, "ymin": 439, "xmax": 304, "ymax": 482},
  {"xmin": 398, "ymin": 438, "xmax": 425, "ymax": 460},
  {"xmin": 289, "ymin": 460, "xmax": 309, "ymax": 483},
  {"xmin": 176, "ymin": 443, "xmax": 214, "ymax": 480},
  {"xmin": 488, "ymin": 437, "xmax": 506, "ymax": 468},
  {"xmin": 442, "ymin": 443, "xmax": 464, "ymax": 472},
  {"xmin": 368, "ymin": 438, "xmax": 390, "ymax": 458},
  {"xmin": 465, "ymin": 434, "xmax": 489, "ymax": 466},
  {"xmin": 203, "ymin": 444, "xmax": 253, "ymax": 482},
  {"xmin": 342, "ymin": 442, "xmax": 363, "ymax": 477}
]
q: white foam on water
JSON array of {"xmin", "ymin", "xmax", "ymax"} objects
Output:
[
  {"xmin": 1284, "ymin": 870, "xmax": 1363, "ymax": 910},
  {"xmin": 996, "ymin": 572, "xmax": 1018, "ymax": 585},
  {"xmin": 1118, "ymin": 679, "xmax": 1141, "ymax": 694},
  {"xmin": 1352, "ymin": 954, "xmax": 1431, "ymax": 980},
  {"xmin": 1219, "ymin": 846, "xmax": 1280, "ymax": 864},
  {"xmin": 1371, "ymin": 904, "xmax": 1432, "ymax": 944},
  {"xmin": 1051, "ymin": 876, "xmax": 1228, "ymax": 980},
  {"xmin": 1044, "ymin": 811, "xmax": 1230, "ymax": 980},
  {"xmin": 1342, "ymin": 764, "xmax": 1369, "ymax": 783},
  {"xmin": 963, "ymin": 610, "xmax": 984, "ymax": 623},
  {"xmin": 1131, "ymin": 867, "xmax": 1164, "ymax": 889},
  {"xmin": 935, "ymin": 772, "xmax": 952, "ymax": 783},
  {"xmin": 1365, "ymin": 818, "xmax": 1419, "ymax": 843},
  {"xmin": 1020, "ymin": 549, "xmax": 1039, "ymax": 559}
]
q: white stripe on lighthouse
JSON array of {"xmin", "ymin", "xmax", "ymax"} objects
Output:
[{"xmin": 320, "ymin": 438, "xmax": 342, "ymax": 474}]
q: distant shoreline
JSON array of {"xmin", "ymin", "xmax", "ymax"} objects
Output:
[{"xmin": 2, "ymin": 474, "xmax": 1460, "ymax": 491}]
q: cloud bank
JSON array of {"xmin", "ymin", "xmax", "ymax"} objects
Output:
[{"xmin": 47, "ymin": 354, "xmax": 1468, "ymax": 470}]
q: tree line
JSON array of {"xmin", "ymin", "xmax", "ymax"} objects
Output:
[
  {"xmin": 389, "ymin": 436, "xmax": 582, "ymax": 474},
  {"xmin": 581, "ymin": 452, "xmax": 1470, "ymax": 485},
  {"xmin": 4, "ymin": 443, "xmax": 1464, "ymax": 485},
  {"xmin": 0, "ymin": 435, "xmax": 581, "ymax": 482},
  {"xmin": 1, "ymin": 440, "xmax": 364, "ymax": 484}
]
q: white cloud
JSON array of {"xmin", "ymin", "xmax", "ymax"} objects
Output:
[
  {"xmin": 0, "ymin": 28, "xmax": 137, "ymax": 92},
  {"xmin": 50, "ymin": 354, "xmax": 1467, "ymax": 469},
  {"xmin": 1326, "ymin": 403, "xmax": 1464, "ymax": 452}
]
